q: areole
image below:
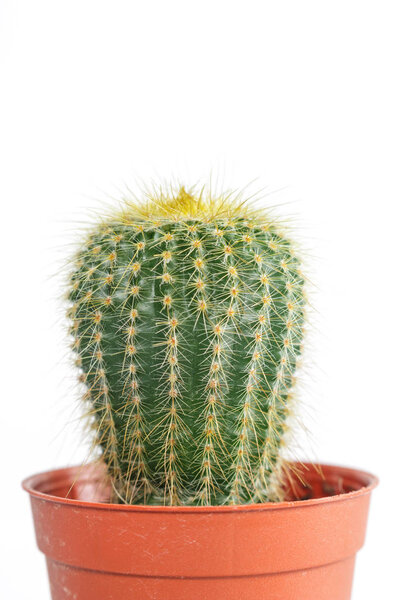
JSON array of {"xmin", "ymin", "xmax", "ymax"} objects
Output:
[{"xmin": 23, "ymin": 461, "xmax": 378, "ymax": 600}]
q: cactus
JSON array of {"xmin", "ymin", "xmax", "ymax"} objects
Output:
[{"xmin": 67, "ymin": 185, "xmax": 306, "ymax": 505}]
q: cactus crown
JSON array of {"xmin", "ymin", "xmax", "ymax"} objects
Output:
[{"xmin": 68, "ymin": 184, "xmax": 306, "ymax": 505}]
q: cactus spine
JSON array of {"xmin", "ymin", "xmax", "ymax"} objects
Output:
[{"xmin": 68, "ymin": 186, "xmax": 305, "ymax": 505}]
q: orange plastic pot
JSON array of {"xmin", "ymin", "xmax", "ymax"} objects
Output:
[{"xmin": 23, "ymin": 462, "xmax": 377, "ymax": 600}]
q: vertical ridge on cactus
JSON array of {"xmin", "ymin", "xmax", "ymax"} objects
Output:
[{"xmin": 67, "ymin": 185, "xmax": 306, "ymax": 505}]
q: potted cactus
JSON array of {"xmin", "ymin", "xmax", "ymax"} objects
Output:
[{"xmin": 23, "ymin": 185, "xmax": 377, "ymax": 600}]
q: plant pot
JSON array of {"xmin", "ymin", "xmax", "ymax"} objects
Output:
[{"xmin": 23, "ymin": 462, "xmax": 377, "ymax": 600}]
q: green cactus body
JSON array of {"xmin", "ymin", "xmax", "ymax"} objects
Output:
[{"xmin": 68, "ymin": 187, "xmax": 305, "ymax": 505}]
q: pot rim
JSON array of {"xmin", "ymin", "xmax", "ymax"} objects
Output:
[{"xmin": 22, "ymin": 461, "xmax": 378, "ymax": 513}]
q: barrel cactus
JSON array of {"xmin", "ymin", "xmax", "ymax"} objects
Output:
[{"xmin": 67, "ymin": 185, "xmax": 306, "ymax": 505}]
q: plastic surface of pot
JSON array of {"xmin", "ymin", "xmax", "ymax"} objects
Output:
[{"xmin": 23, "ymin": 462, "xmax": 378, "ymax": 600}]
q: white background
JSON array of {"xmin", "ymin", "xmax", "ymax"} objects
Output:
[{"xmin": 1, "ymin": 1, "xmax": 399, "ymax": 598}]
